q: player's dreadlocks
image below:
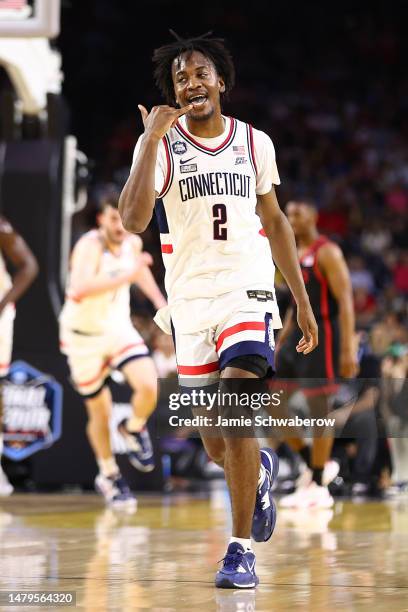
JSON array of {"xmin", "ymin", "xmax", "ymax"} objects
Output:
[{"xmin": 153, "ymin": 31, "xmax": 235, "ymax": 106}]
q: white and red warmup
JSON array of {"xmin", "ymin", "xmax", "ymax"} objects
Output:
[
  {"xmin": 132, "ymin": 115, "xmax": 282, "ymax": 378},
  {"xmin": 0, "ymin": 251, "xmax": 15, "ymax": 378},
  {"xmin": 59, "ymin": 230, "xmax": 149, "ymax": 396}
]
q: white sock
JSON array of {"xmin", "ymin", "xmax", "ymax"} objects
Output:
[
  {"xmin": 126, "ymin": 416, "xmax": 146, "ymax": 433},
  {"xmin": 98, "ymin": 457, "xmax": 119, "ymax": 478},
  {"xmin": 229, "ymin": 537, "xmax": 252, "ymax": 551},
  {"xmin": 0, "ymin": 434, "xmax": 3, "ymax": 457},
  {"xmin": 258, "ymin": 463, "xmax": 266, "ymax": 487}
]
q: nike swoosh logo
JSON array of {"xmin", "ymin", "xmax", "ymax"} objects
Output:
[
  {"xmin": 261, "ymin": 490, "xmax": 271, "ymax": 510},
  {"xmin": 180, "ymin": 157, "xmax": 196, "ymax": 165}
]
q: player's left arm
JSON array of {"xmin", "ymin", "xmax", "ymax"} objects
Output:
[
  {"xmin": 256, "ymin": 189, "xmax": 318, "ymax": 354},
  {"xmin": 130, "ymin": 236, "xmax": 167, "ymax": 310},
  {"xmin": 317, "ymin": 243, "xmax": 358, "ymax": 378},
  {"xmin": 0, "ymin": 217, "xmax": 39, "ymax": 315}
]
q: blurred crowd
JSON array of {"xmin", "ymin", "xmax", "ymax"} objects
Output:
[{"xmin": 61, "ymin": 2, "xmax": 407, "ymax": 496}]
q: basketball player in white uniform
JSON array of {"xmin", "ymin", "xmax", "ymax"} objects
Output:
[
  {"xmin": 119, "ymin": 34, "xmax": 318, "ymax": 587},
  {"xmin": 0, "ymin": 215, "xmax": 38, "ymax": 495},
  {"xmin": 60, "ymin": 193, "xmax": 166, "ymax": 507}
]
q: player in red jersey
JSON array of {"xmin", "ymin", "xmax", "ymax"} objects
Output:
[{"xmin": 277, "ymin": 199, "xmax": 358, "ymax": 508}]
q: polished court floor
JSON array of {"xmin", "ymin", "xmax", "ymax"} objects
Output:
[{"xmin": 0, "ymin": 489, "xmax": 408, "ymax": 611}]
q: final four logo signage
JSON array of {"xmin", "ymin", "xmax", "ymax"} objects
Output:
[{"xmin": 2, "ymin": 361, "xmax": 62, "ymax": 461}]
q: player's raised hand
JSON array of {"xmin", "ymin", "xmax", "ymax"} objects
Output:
[
  {"xmin": 138, "ymin": 103, "xmax": 193, "ymax": 140},
  {"xmin": 296, "ymin": 300, "xmax": 318, "ymax": 355}
]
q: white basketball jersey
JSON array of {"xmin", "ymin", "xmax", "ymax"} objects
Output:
[
  {"xmin": 60, "ymin": 230, "xmax": 134, "ymax": 334},
  {"xmin": 132, "ymin": 116, "xmax": 282, "ymax": 334}
]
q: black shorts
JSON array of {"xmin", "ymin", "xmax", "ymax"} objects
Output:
[{"xmin": 276, "ymin": 318, "xmax": 339, "ymax": 393}]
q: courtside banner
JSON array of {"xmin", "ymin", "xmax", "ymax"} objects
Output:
[
  {"xmin": 2, "ymin": 361, "xmax": 62, "ymax": 461},
  {"xmin": 153, "ymin": 377, "xmax": 407, "ymax": 439}
]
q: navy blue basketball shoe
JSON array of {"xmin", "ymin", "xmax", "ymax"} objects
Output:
[
  {"xmin": 118, "ymin": 420, "xmax": 155, "ymax": 473},
  {"xmin": 95, "ymin": 473, "xmax": 137, "ymax": 509},
  {"xmin": 252, "ymin": 447, "xmax": 279, "ymax": 542},
  {"xmin": 215, "ymin": 542, "xmax": 259, "ymax": 589}
]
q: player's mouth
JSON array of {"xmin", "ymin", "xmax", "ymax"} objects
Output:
[{"xmin": 187, "ymin": 94, "xmax": 208, "ymax": 108}]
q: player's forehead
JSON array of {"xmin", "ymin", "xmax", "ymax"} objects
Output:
[
  {"xmin": 286, "ymin": 201, "xmax": 312, "ymax": 216},
  {"xmin": 172, "ymin": 50, "xmax": 216, "ymax": 77},
  {"xmin": 101, "ymin": 204, "xmax": 120, "ymax": 217}
]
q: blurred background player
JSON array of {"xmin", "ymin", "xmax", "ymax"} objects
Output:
[
  {"xmin": 276, "ymin": 199, "xmax": 358, "ymax": 509},
  {"xmin": 59, "ymin": 192, "xmax": 166, "ymax": 507},
  {"xmin": 0, "ymin": 215, "xmax": 38, "ymax": 496}
]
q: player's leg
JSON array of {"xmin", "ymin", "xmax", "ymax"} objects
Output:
[
  {"xmin": 220, "ymin": 359, "xmax": 278, "ymax": 543},
  {"xmin": 84, "ymin": 386, "xmax": 115, "ymax": 468},
  {"xmin": 0, "ymin": 307, "xmax": 14, "ymax": 496},
  {"xmin": 200, "ymin": 436, "xmax": 226, "ymax": 468},
  {"xmin": 216, "ymin": 369, "xmax": 261, "ymax": 589},
  {"xmin": 280, "ymin": 321, "xmax": 339, "ymax": 508},
  {"xmin": 171, "ymin": 322, "xmax": 228, "ymax": 467},
  {"xmin": 173, "ymin": 315, "xmax": 276, "ymax": 588},
  {"xmin": 273, "ymin": 332, "xmax": 312, "ymax": 486},
  {"xmin": 214, "ymin": 312, "xmax": 279, "ymax": 589},
  {"xmin": 122, "ymin": 357, "xmax": 157, "ymax": 426},
  {"xmin": 109, "ymin": 327, "xmax": 156, "ymax": 472},
  {"xmin": 59, "ymin": 328, "xmax": 135, "ymax": 507},
  {"xmin": 279, "ymin": 405, "xmax": 337, "ymax": 508},
  {"xmin": 220, "ymin": 366, "xmax": 260, "ymax": 538},
  {"xmin": 119, "ymin": 356, "xmax": 157, "ymax": 472},
  {"xmin": 83, "ymin": 386, "xmax": 135, "ymax": 508},
  {"xmin": 309, "ymin": 394, "xmax": 336, "ymax": 486},
  {"xmin": 302, "ymin": 319, "xmax": 339, "ymax": 500}
]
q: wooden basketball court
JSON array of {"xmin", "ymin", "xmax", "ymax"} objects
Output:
[{"xmin": 0, "ymin": 490, "xmax": 407, "ymax": 610}]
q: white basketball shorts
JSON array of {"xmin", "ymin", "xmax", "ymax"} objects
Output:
[
  {"xmin": 60, "ymin": 324, "xmax": 150, "ymax": 397},
  {"xmin": 171, "ymin": 310, "xmax": 275, "ymax": 380}
]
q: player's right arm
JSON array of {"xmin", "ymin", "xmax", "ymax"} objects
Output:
[
  {"xmin": 67, "ymin": 235, "xmax": 150, "ymax": 301},
  {"xmin": 119, "ymin": 103, "xmax": 192, "ymax": 233}
]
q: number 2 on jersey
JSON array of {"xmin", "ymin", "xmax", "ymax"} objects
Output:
[{"xmin": 212, "ymin": 203, "xmax": 227, "ymax": 240}]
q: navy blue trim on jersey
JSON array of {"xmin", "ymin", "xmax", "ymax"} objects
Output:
[
  {"xmin": 174, "ymin": 118, "xmax": 237, "ymax": 156},
  {"xmin": 170, "ymin": 320, "xmax": 176, "ymax": 349},
  {"xmin": 155, "ymin": 198, "xmax": 169, "ymax": 233},
  {"xmin": 246, "ymin": 124, "xmax": 257, "ymax": 177},
  {"xmin": 170, "ymin": 320, "xmax": 180, "ymax": 371},
  {"xmin": 159, "ymin": 134, "xmax": 174, "ymax": 198}
]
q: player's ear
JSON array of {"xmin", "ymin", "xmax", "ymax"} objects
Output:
[{"xmin": 219, "ymin": 77, "xmax": 226, "ymax": 94}]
